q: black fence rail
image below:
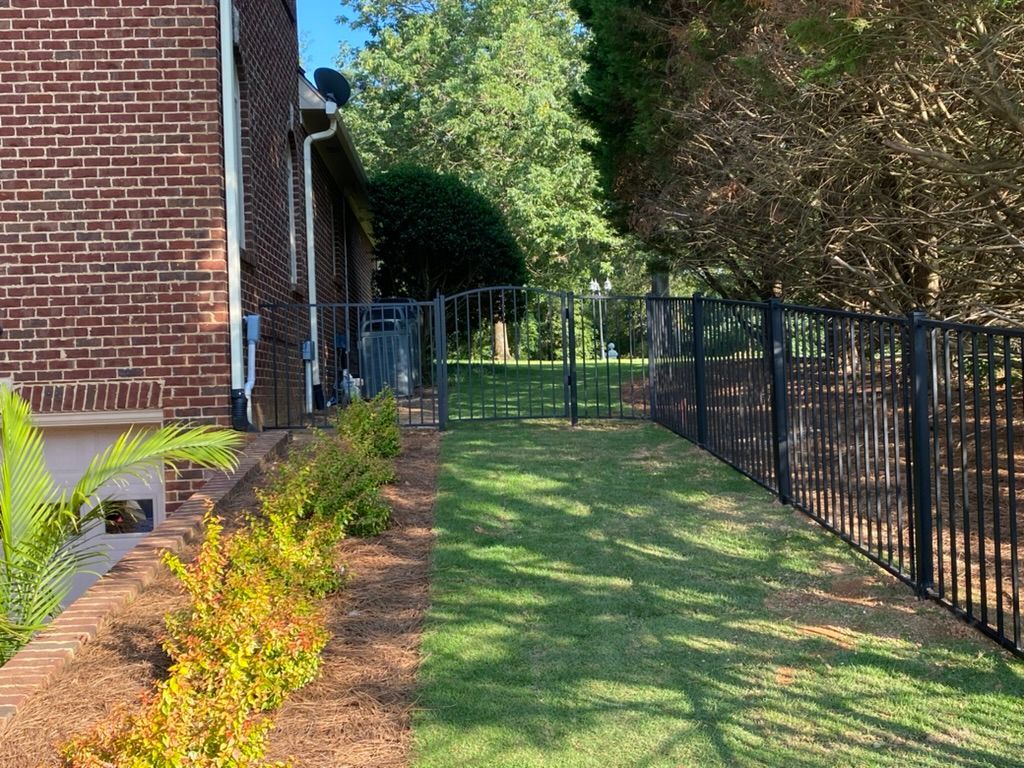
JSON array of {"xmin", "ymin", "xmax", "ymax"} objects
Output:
[
  {"xmin": 648, "ymin": 294, "xmax": 1024, "ymax": 655},
  {"xmin": 258, "ymin": 300, "xmax": 441, "ymax": 429},
  {"xmin": 259, "ymin": 288, "xmax": 651, "ymax": 430}
]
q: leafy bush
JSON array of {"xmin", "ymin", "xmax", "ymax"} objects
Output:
[
  {"xmin": 336, "ymin": 389, "xmax": 401, "ymax": 460},
  {"xmin": 62, "ymin": 516, "xmax": 327, "ymax": 768},
  {"xmin": 231, "ymin": 516, "xmax": 344, "ymax": 600},
  {"xmin": 259, "ymin": 426, "xmax": 395, "ymax": 537},
  {"xmin": 61, "ymin": 411, "xmax": 400, "ymax": 765},
  {"xmin": 370, "ymin": 164, "xmax": 526, "ymax": 300}
]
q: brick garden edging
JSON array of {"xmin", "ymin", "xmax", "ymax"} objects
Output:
[{"xmin": 0, "ymin": 430, "xmax": 291, "ymax": 733}]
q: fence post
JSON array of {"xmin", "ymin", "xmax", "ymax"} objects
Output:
[
  {"xmin": 767, "ymin": 298, "xmax": 793, "ymax": 504},
  {"xmin": 434, "ymin": 294, "xmax": 447, "ymax": 431},
  {"xmin": 646, "ymin": 295, "xmax": 658, "ymax": 421},
  {"xmin": 692, "ymin": 293, "xmax": 708, "ymax": 446},
  {"xmin": 566, "ymin": 291, "xmax": 579, "ymax": 426},
  {"xmin": 909, "ymin": 309, "xmax": 934, "ymax": 595}
]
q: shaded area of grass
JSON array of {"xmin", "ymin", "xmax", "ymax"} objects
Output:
[{"xmin": 413, "ymin": 421, "xmax": 1024, "ymax": 768}]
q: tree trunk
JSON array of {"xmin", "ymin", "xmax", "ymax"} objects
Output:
[{"xmin": 493, "ymin": 319, "xmax": 511, "ymax": 362}]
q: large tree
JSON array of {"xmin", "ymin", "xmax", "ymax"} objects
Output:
[
  {"xmin": 341, "ymin": 0, "xmax": 627, "ymax": 288},
  {"xmin": 577, "ymin": 0, "xmax": 1024, "ymax": 323}
]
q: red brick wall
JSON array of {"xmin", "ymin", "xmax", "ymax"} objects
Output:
[
  {"xmin": 0, "ymin": 0, "xmax": 229, "ymax": 507},
  {"xmin": 0, "ymin": 0, "xmax": 374, "ymax": 461},
  {"xmin": 234, "ymin": 0, "xmax": 301, "ymax": 311},
  {"xmin": 347, "ymin": 201, "xmax": 374, "ymax": 304}
]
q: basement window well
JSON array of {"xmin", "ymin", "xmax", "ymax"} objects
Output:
[{"xmin": 102, "ymin": 499, "xmax": 156, "ymax": 535}]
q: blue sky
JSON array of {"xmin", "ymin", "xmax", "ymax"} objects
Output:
[{"xmin": 297, "ymin": 0, "xmax": 369, "ymax": 70}]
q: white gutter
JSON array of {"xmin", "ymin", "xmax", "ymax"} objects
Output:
[
  {"xmin": 302, "ymin": 104, "xmax": 338, "ymax": 413},
  {"xmin": 219, "ymin": 0, "xmax": 246, "ymax": 428}
]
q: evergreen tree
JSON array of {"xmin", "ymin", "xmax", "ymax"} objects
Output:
[{"xmin": 341, "ymin": 0, "xmax": 623, "ymax": 288}]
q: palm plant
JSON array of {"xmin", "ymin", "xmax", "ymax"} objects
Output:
[{"xmin": 0, "ymin": 385, "xmax": 242, "ymax": 664}]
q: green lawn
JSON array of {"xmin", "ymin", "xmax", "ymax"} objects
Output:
[
  {"xmin": 413, "ymin": 421, "xmax": 1024, "ymax": 768},
  {"xmin": 446, "ymin": 360, "xmax": 650, "ymax": 421}
]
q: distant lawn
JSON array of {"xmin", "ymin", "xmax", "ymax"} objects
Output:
[
  {"xmin": 413, "ymin": 421, "xmax": 1024, "ymax": 768},
  {"xmin": 446, "ymin": 360, "xmax": 649, "ymax": 421}
]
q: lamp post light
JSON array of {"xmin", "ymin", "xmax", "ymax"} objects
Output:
[{"xmin": 588, "ymin": 277, "xmax": 612, "ymax": 359}]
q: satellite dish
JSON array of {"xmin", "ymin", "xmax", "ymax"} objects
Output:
[{"xmin": 313, "ymin": 68, "xmax": 351, "ymax": 108}]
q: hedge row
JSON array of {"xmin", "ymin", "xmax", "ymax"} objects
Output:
[{"xmin": 61, "ymin": 391, "xmax": 401, "ymax": 767}]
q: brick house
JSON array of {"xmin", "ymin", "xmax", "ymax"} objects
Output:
[{"xmin": 0, "ymin": 0, "xmax": 374, "ymax": 595}]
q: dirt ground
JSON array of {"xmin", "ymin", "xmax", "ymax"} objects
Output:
[{"xmin": 0, "ymin": 429, "xmax": 439, "ymax": 768}]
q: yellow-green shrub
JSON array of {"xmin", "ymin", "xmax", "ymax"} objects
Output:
[
  {"xmin": 60, "ymin": 419, "xmax": 400, "ymax": 766},
  {"xmin": 258, "ymin": 429, "xmax": 394, "ymax": 537},
  {"xmin": 231, "ymin": 515, "xmax": 344, "ymax": 600},
  {"xmin": 61, "ymin": 517, "xmax": 327, "ymax": 768}
]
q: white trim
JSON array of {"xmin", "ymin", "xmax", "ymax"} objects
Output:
[
  {"xmin": 34, "ymin": 409, "xmax": 165, "ymax": 428},
  {"xmin": 221, "ymin": 0, "xmax": 244, "ymax": 392},
  {"xmin": 303, "ymin": 114, "xmax": 339, "ymax": 402}
]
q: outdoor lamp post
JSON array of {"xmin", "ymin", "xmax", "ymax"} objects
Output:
[{"xmin": 588, "ymin": 277, "xmax": 612, "ymax": 359}]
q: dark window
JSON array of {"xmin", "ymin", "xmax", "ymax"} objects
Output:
[{"xmin": 103, "ymin": 499, "xmax": 155, "ymax": 535}]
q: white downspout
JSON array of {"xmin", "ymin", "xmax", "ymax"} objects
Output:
[
  {"xmin": 219, "ymin": 0, "xmax": 246, "ymax": 428},
  {"xmin": 303, "ymin": 105, "xmax": 338, "ymax": 413}
]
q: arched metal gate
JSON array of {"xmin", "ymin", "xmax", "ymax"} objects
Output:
[{"xmin": 258, "ymin": 286, "xmax": 652, "ymax": 429}]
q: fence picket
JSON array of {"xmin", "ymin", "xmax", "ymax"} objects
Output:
[{"xmin": 258, "ymin": 287, "xmax": 1024, "ymax": 655}]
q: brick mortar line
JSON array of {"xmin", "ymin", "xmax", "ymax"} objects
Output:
[{"xmin": 0, "ymin": 430, "xmax": 292, "ymax": 732}]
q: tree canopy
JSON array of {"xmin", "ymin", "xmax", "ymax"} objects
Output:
[
  {"xmin": 576, "ymin": 0, "xmax": 1024, "ymax": 323},
  {"xmin": 370, "ymin": 165, "xmax": 527, "ymax": 300},
  {"xmin": 341, "ymin": 0, "xmax": 629, "ymax": 289}
]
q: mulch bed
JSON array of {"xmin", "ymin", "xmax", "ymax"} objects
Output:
[
  {"xmin": 0, "ymin": 429, "xmax": 439, "ymax": 768},
  {"xmin": 264, "ymin": 430, "xmax": 439, "ymax": 767}
]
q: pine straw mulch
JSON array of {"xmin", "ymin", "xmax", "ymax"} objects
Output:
[
  {"xmin": 0, "ymin": 429, "xmax": 440, "ymax": 768},
  {"xmin": 264, "ymin": 430, "xmax": 439, "ymax": 767}
]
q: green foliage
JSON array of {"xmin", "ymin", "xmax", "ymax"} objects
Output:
[
  {"xmin": 60, "ymin": 393, "xmax": 402, "ymax": 764},
  {"xmin": 370, "ymin": 166, "xmax": 526, "ymax": 300},
  {"xmin": 337, "ymin": 389, "xmax": 401, "ymax": 460},
  {"xmin": 0, "ymin": 384, "xmax": 241, "ymax": 665},
  {"xmin": 232, "ymin": 516, "xmax": 344, "ymax": 600},
  {"xmin": 786, "ymin": 14, "xmax": 873, "ymax": 83},
  {"xmin": 343, "ymin": 0, "xmax": 624, "ymax": 286},
  {"xmin": 62, "ymin": 516, "xmax": 327, "ymax": 768},
  {"xmin": 573, "ymin": 0, "xmax": 750, "ymax": 190},
  {"xmin": 259, "ymin": 428, "xmax": 395, "ymax": 538}
]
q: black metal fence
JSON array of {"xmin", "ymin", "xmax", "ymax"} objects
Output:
[
  {"xmin": 257, "ymin": 300, "xmax": 442, "ymax": 429},
  {"xmin": 440, "ymin": 286, "xmax": 650, "ymax": 423},
  {"xmin": 258, "ymin": 287, "xmax": 1024, "ymax": 653},
  {"xmin": 259, "ymin": 287, "xmax": 650, "ymax": 431},
  {"xmin": 648, "ymin": 294, "xmax": 1024, "ymax": 655}
]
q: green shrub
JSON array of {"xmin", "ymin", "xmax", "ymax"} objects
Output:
[
  {"xmin": 62, "ymin": 515, "xmax": 327, "ymax": 768},
  {"xmin": 369, "ymin": 164, "xmax": 526, "ymax": 300},
  {"xmin": 231, "ymin": 516, "xmax": 344, "ymax": 600},
  {"xmin": 337, "ymin": 389, "xmax": 401, "ymax": 460},
  {"xmin": 61, "ymin": 415, "xmax": 400, "ymax": 765},
  {"xmin": 259, "ymin": 428, "xmax": 394, "ymax": 537}
]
